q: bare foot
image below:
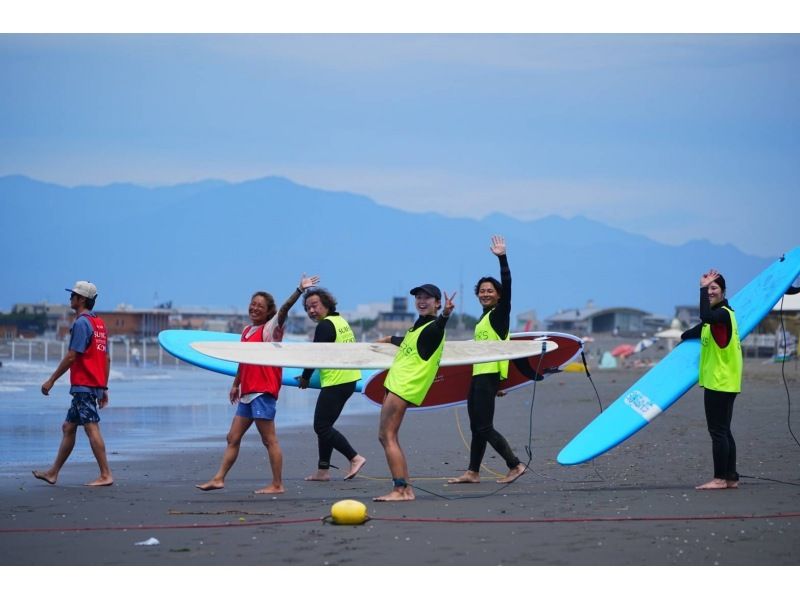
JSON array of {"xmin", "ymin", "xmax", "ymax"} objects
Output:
[
  {"xmin": 305, "ymin": 470, "xmax": 331, "ymax": 482},
  {"xmin": 497, "ymin": 464, "xmax": 526, "ymax": 484},
  {"xmin": 726, "ymin": 481, "xmax": 739, "ymax": 489},
  {"xmin": 254, "ymin": 484, "xmax": 285, "ymax": 494},
  {"xmin": 195, "ymin": 480, "xmax": 225, "ymax": 491},
  {"xmin": 344, "ymin": 455, "xmax": 366, "ymax": 480},
  {"xmin": 373, "ymin": 487, "xmax": 415, "ymax": 502},
  {"xmin": 448, "ymin": 471, "xmax": 481, "ymax": 484},
  {"xmin": 695, "ymin": 478, "xmax": 728, "ymax": 490},
  {"xmin": 85, "ymin": 475, "xmax": 114, "ymax": 487},
  {"xmin": 32, "ymin": 470, "xmax": 56, "ymax": 485}
]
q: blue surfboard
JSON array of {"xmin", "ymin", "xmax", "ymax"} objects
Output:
[
  {"xmin": 558, "ymin": 246, "xmax": 800, "ymax": 465},
  {"xmin": 158, "ymin": 329, "xmax": 372, "ymax": 391}
]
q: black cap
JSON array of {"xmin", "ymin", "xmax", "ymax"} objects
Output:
[{"xmin": 409, "ymin": 283, "xmax": 441, "ymax": 300}]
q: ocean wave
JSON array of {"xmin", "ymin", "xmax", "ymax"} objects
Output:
[
  {"xmin": 0, "ymin": 361, "xmax": 53, "ymax": 374},
  {"xmin": 108, "ymin": 370, "xmax": 173, "ymax": 382},
  {"xmin": 0, "ymin": 385, "xmax": 27, "ymax": 393}
]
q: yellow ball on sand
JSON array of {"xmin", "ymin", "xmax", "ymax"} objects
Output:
[{"xmin": 330, "ymin": 499, "xmax": 368, "ymax": 525}]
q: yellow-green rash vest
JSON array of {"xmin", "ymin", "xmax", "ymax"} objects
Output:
[
  {"xmin": 384, "ymin": 320, "xmax": 445, "ymax": 406},
  {"xmin": 319, "ymin": 315, "xmax": 362, "ymax": 388},
  {"xmin": 472, "ymin": 309, "xmax": 510, "ymax": 379},
  {"xmin": 699, "ymin": 306, "xmax": 742, "ymax": 393}
]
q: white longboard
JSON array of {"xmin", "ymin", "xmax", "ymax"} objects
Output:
[{"xmin": 191, "ymin": 339, "xmax": 557, "ymax": 370}]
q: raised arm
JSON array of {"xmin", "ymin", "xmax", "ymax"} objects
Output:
[
  {"xmin": 491, "ymin": 235, "xmax": 511, "ymax": 303},
  {"xmin": 277, "ymin": 273, "xmax": 320, "ymax": 327},
  {"xmin": 490, "ymin": 235, "xmax": 512, "ymax": 336},
  {"xmin": 417, "ymin": 291, "xmax": 457, "ymax": 361}
]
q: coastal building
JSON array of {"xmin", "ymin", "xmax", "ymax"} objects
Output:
[
  {"xmin": 515, "ymin": 309, "xmax": 540, "ymax": 332},
  {"xmin": 56, "ymin": 307, "xmax": 173, "ymax": 340},
  {"xmin": 545, "ymin": 301, "xmax": 669, "ymax": 337},
  {"xmin": 766, "ymin": 292, "xmax": 800, "ymax": 333},
  {"xmin": 0, "ymin": 322, "xmax": 18, "ymax": 340},
  {"xmin": 674, "ymin": 304, "xmax": 701, "ymax": 329},
  {"xmin": 11, "ymin": 302, "xmax": 72, "ymax": 334},
  {"xmin": 375, "ymin": 296, "xmax": 415, "ymax": 336},
  {"xmin": 36, "ymin": 300, "xmax": 313, "ymax": 341},
  {"xmin": 343, "ymin": 302, "xmax": 392, "ymax": 322},
  {"xmin": 743, "ymin": 292, "xmax": 800, "ymax": 358}
]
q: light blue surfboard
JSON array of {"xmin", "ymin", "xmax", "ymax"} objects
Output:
[
  {"xmin": 558, "ymin": 246, "xmax": 800, "ymax": 465},
  {"xmin": 158, "ymin": 329, "xmax": 371, "ymax": 391}
]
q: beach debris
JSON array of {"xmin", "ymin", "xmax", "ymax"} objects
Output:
[{"xmin": 134, "ymin": 537, "xmax": 160, "ymax": 546}]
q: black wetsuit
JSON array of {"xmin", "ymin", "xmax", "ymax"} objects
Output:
[
  {"xmin": 467, "ymin": 254, "xmax": 521, "ymax": 473},
  {"xmin": 301, "ymin": 314, "xmax": 358, "ymax": 470},
  {"xmin": 389, "ymin": 313, "xmax": 450, "ymax": 357},
  {"xmin": 681, "ymin": 288, "xmax": 739, "ymax": 482}
]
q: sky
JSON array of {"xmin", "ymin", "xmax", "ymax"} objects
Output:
[
  {"xmin": 3, "ymin": 5, "xmax": 800, "ymax": 590},
  {"xmin": 1, "ymin": 7, "xmax": 799, "ymax": 258}
]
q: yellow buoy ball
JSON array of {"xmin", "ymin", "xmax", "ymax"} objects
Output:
[{"xmin": 330, "ymin": 499, "xmax": 368, "ymax": 525}]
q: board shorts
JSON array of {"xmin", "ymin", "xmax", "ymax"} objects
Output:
[
  {"xmin": 235, "ymin": 393, "xmax": 277, "ymax": 420},
  {"xmin": 66, "ymin": 392, "xmax": 101, "ymax": 425}
]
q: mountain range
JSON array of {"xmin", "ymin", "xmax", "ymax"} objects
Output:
[{"xmin": 0, "ymin": 174, "xmax": 777, "ymax": 322}]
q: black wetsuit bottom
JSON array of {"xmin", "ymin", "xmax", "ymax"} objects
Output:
[
  {"xmin": 467, "ymin": 373, "xmax": 521, "ymax": 472},
  {"xmin": 703, "ymin": 388, "xmax": 739, "ymax": 481},
  {"xmin": 314, "ymin": 380, "xmax": 358, "ymax": 469}
]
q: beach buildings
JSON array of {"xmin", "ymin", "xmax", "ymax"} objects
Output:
[
  {"xmin": 374, "ymin": 296, "xmax": 415, "ymax": 336},
  {"xmin": 544, "ymin": 301, "xmax": 669, "ymax": 337}
]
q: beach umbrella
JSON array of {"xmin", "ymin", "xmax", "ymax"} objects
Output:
[
  {"xmin": 634, "ymin": 338, "xmax": 657, "ymax": 353},
  {"xmin": 655, "ymin": 328, "xmax": 683, "ymax": 340},
  {"xmin": 655, "ymin": 326, "xmax": 685, "ymax": 351},
  {"xmin": 610, "ymin": 343, "xmax": 635, "ymax": 358}
]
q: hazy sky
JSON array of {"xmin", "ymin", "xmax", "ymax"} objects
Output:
[{"xmin": 2, "ymin": 33, "xmax": 799, "ymax": 257}]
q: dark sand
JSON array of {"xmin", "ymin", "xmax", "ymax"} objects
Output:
[{"xmin": 2, "ymin": 361, "xmax": 799, "ymax": 566}]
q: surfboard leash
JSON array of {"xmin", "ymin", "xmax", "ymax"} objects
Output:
[
  {"xmin": 740, "ymin": 293, "xmax": 800, "ymax": 488},
  {"xmin": 580, "ymin": 348, "xmax": 604, "ymax": 414},
  {"xmin": 522, "ymin": 346, "xmax": 607, "ymax": 484},
  {"xmin": 777, "ymin": 295, "xmax": 800, "ymax": 450},
  {"xmin": 407, "ymin": 340, "xmax": 549, "ymax": 501},
  {"xmin": 408, "ymin": 341, "xmax": 609, "ymax": 498},
  {"xmin": 579, "ymin": 348, "xmax": 609, "ymax": 483},
  {"xmin": 430, "ymin": 339, "xmax": 604, "ymax": 495}
]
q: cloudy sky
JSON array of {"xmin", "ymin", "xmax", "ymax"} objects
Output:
[{"xmin": 2, "ymin": 19, "xmax": 799, "ymax": 257}]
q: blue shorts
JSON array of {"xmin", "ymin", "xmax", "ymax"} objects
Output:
[
  {"xmin": 235, "ymin": 394, "xmax": 277, "ymax": 420},
  {"xmin": 66, "ymin": 392, "xmax": 101, "ymax": 425}
]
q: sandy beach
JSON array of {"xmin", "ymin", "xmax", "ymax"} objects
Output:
[{"xmin": 1, "ymin": 361, "xmax": 799, "ymax": 566}]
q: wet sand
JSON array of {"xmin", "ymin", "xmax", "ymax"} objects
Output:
[{"xmin": 1, "ymin": 361, "xmax": 799, "ymax": 566}]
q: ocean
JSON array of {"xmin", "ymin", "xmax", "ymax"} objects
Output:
[{"xmin": 0, "ymin": 359, "xmax": 377, "ymax": 475}]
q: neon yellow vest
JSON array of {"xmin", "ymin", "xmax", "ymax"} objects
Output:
[
  {"xmin": 472, "ymin": 309, "xmax": 510, "ymax": 379},
  {"xmin": 319, "ymin": 315, "xmax": 362, "ymax": 388},
  {"xmin": 699, "ymin": 306, "xmax": 742, "ymax": 393},
  {"xmin": 384, "ymin": 320, "xmax": 445, "ymax": 406}
]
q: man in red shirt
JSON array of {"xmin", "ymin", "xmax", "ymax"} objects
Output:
[{"xmin": 33, "ymin": 281, "xmax": 113, "ymax": 487}]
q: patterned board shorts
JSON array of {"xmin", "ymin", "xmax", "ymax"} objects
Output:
[{"xmin": 66, "ymin": 392, "xmax": 101, "ymax": 425}]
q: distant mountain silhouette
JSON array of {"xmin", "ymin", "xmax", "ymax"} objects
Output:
[{"xmin": 0, "ymin": 174, "xmax": 775, "ymax": 322}]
